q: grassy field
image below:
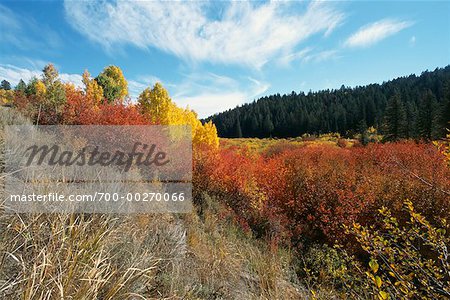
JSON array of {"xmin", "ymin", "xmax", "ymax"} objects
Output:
[
  {"xmin": 1, "ymin": 107, "xmax": 449, "ymax": 299},
  {"xmin": 0, "ymin": 107, "xmax": 306, "ymax": 299}
]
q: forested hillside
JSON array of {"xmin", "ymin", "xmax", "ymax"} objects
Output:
[{"xmin": 206, "ymin": 66, "xmax": 450, "ymax": 140}]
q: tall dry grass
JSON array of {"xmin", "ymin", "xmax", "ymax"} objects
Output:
[{"xmin": 0, "ymin": 107, "xmax": 306, "ymax": 299}]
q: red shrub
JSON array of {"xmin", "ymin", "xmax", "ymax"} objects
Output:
[{"xmin": 195, "ymin": 141, "xmax": 450, "ymax": 249}]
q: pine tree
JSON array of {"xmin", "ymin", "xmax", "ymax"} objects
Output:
[
  {"xmin": 417, "ymin": 90, "xmax": 439, "ymax": 140},
  {"xmin": 250, "ymin": 114, "xmax": 259, "ymax": 136},
  {"xmin": 235, "ymin": 117, "xmax": 243, "ymax": 138},
  {"xmin": 1, "ymin": 80, "xmax": 11, "ymax": 90},
  {"xmin": 263, "ymin": 114, "xmax": 274, "ymax": 137},
  {"xmin": 15, "ymin": 79, "xmax": 26, "ymax": 93},
  {"xmin": 366, "ymin": 97, "xmax": 376, "ymax": 126},
  {"xmin": 405, "ymin": 102, "xmax": 418, "ymax": 139},
  {"xmin": 204, "ymin": 66, "xmax": 450, "ymax": 139},
  {"xmin": 441, "ymin": 81, "xmax": 450, "ymax": 132},
  {"xmin": 384, "ymin": 93, "xmax": 407, "ymax": 141}
]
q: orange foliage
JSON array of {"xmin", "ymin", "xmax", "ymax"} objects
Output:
[
  {"xmin": 194, "ymin": 141, "xmax": 450, "ymax": 248},
  {"xmin": 75, "ymin": 102, "xmax": 149, "ymax": 125}
]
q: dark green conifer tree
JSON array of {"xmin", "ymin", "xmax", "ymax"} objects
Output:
[{"xmin": 384, "ymin": 93, "xmax": 407, "ymax": 141}]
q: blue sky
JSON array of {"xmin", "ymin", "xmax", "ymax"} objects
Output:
[{"xmin": 1, "ymin": 1, "xmax": 449, "ymax": 118}]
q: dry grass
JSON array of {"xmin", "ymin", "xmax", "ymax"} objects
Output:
[
  {"xmin": 0, "ymin": 107, "xmax": 308, "ymax": 299},
  {"xmin": 165, "ymin": 193, "xmax": 305, "ymax": 299}
]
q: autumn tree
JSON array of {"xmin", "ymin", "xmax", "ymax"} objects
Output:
[
  {"xmin": 40, "ymin": 64, "xmax": 67, "ymax": 123},
  {"xmin": 95, "ymin": 66, "xmax": 128, "ymax": 103},
  {"xmin": 349, "ymin": 201, "xmax": 450, "ymax": 299},
  {"xmin": 42, "ymin": 64, "xmax": 59, "ymax": 87},
  {"xmin": 138, "ymin": 82, "xmax": 219, "ymax": 148},
  {"xmin": 16, "ymin": 64, "xmax": 67, "ymax": 123},
  {"xmin": 0, "ymin": 89, "xmax": 14, "ymax": 105},
  {"xmin": 25, "ymin": 77, "xmax": 40, "ymax": 96},
  {"xmin": 0, "ymin": 80, "xmax": 13, "ymax": 104},
  {"xmin": 138, "ymin": 82, "xmax": 172, "ymax": 124},
  {"xmin": 82, "ymin": 70, "xmax": 103, "ymax": 106}
]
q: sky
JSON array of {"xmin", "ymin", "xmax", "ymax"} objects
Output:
[{"xmin": 1, "ymin": 1, "xmax": 449, "ymax": 118}]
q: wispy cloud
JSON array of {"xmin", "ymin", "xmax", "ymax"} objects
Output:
[
  {"xmin": 171, "ymin": 72, "xmax": 269, "ymax": 118},
  {"xmin": 0, "ymin": 65, "xmax": 41, "ymax": 86},
  {"xmin": 277, "ymin": 47, "xmax": 339, "ymax": 66},
  {"xmin": 344, "ymin": 19, "xmax": 413, "ymax": 48},
  {"xmin": 59, "ymin": 73, "xmax": 83, "ymax": 88},
  {"xmin": 303, "ymin": 49, "xmax": 339, "ymax": 63},
  {"xmin": 64, "ymin": 0, "xmax": 345, "ymax": 68},
  {"xmin": 127, "ymin": 78, "xmax": 162, "ymax": 100},
  {"xmin": 0, "ymin": 64, "xmax": 82, "ymax": 88},
  {"xmin": 0, "ymin": 4, "xmax": 62, "ymax": 51},
  {"xmin": 277, "ymin": 48, "xmax": 314, "ymax": 66},
  {"xmin": 0, "ymin": 64, "xmax": 164, "ymax": 100}
]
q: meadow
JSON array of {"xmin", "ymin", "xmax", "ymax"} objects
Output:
[{"xmin": 0, "ymin": 65, "xmax": 449, "ymax": 299}]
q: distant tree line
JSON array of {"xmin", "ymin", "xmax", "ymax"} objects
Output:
[{"xmin": 204, "ymin": 66, "xmax": 450, "ymax": 141}]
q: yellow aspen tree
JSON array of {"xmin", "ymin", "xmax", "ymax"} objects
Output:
[
  {"xmin": 82, "ymin": 70, "xmax": 103, "ymax": 106},
  {"xmin": 35, "ymin": 80, "xmax": 47, "ymax": 98},
  {"xmin": 138, "ymin": 82, "xmax": 219, "ymax": 148},
  {"xmin": 138, "ymin": 82, "xmax": 173, "ymax": 124}
]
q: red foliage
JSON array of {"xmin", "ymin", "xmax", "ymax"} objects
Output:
[
  {"xmin": 74, "ymin": 102, "xmax": 150, "ymax": 125},
  {"xmin": 195, "ymin": 142, "xmax": 450, "ymax": 248},
  {"xmin": 62, "ymin": 87, "xmax": 150, "ymax": 125},
  {"xmin": 11, "ymin": 85, "xmax": 450, "ymax": 251}
]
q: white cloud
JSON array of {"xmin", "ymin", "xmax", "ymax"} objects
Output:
[
  {"xmin": 64, "ymin": 0, "xmax": 345, "ymax": 68},
  {"xmin": 0, "ymin": 63, "xmax": 265, "ymax": 117},
  {"xmin": 171, "ymin": 72, "xmax": 269, "ymax": 118},
  {"xmin": 59, "ymin": 73, "xmax": 83, "ymax": 88},
  {"xmin": 0, "ymin": 64, "xmax": 162, "ymax": 100},
  {"xmin": 277, "ymin": 47, "xmax": 314, "ymax": 66},
  {"xmin": 409, "ymin": 35, "xmax": 416, "ymax": 46},
  {"xmin": 176, "ymin": 92, "xmax": 245, "ymax": 119},
  {"xmin": 345, "ymin": 19, "xmax": 413, "ymax": 48},
  {"xmin": 123, "ymin": 71, "xmax": 267, "ymax": 118},
  {"xmin": 127, "ymin": 79, "xmax": 158, "ymax": 100},
  {"xmin": 0, "ymin": 64, "xmax": 83, "ymax": 88},
  {"xmin": 0, "ymin": 65, "xmax": 40, "ymax": 86},
  {"xmin": 277, "ymin": 47, "xmax": 339, "ymax": 66},
  {"xmin": 303, "ymin": 49, "xmax": 339, "ymax": 63}
]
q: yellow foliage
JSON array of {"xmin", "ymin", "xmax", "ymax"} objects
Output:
[
  {"xmin": 35, "ymin": 80, "xmax": 47, "ymax": 98},
  {"xmin": 194, "ymin": 120, "xmax": 219, "ymax": 148},
  {"xmin": 138, "ymin": 82, "xmax": 219, "ymax": 148},
  {"xmin": 434, "ymin": 131, "xmax": 450, "ymax": 165},
  {"xmin": 63, "ymin": 82, "xmax": 78, "ymax": 94},
  {"xmin": 82, "ymin": 70, "xmax": 103, "ymax": 106},
  {"xmin": 138, "ymin": 83, "xmax": 172, "ymax": 124},
  {"xmin": 349, "ymin": 200, "xmax": 450, "ymax": 299},
  {"xmin": 0, "ymin": 89, "xmax": 14, "ymax": 105}
]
